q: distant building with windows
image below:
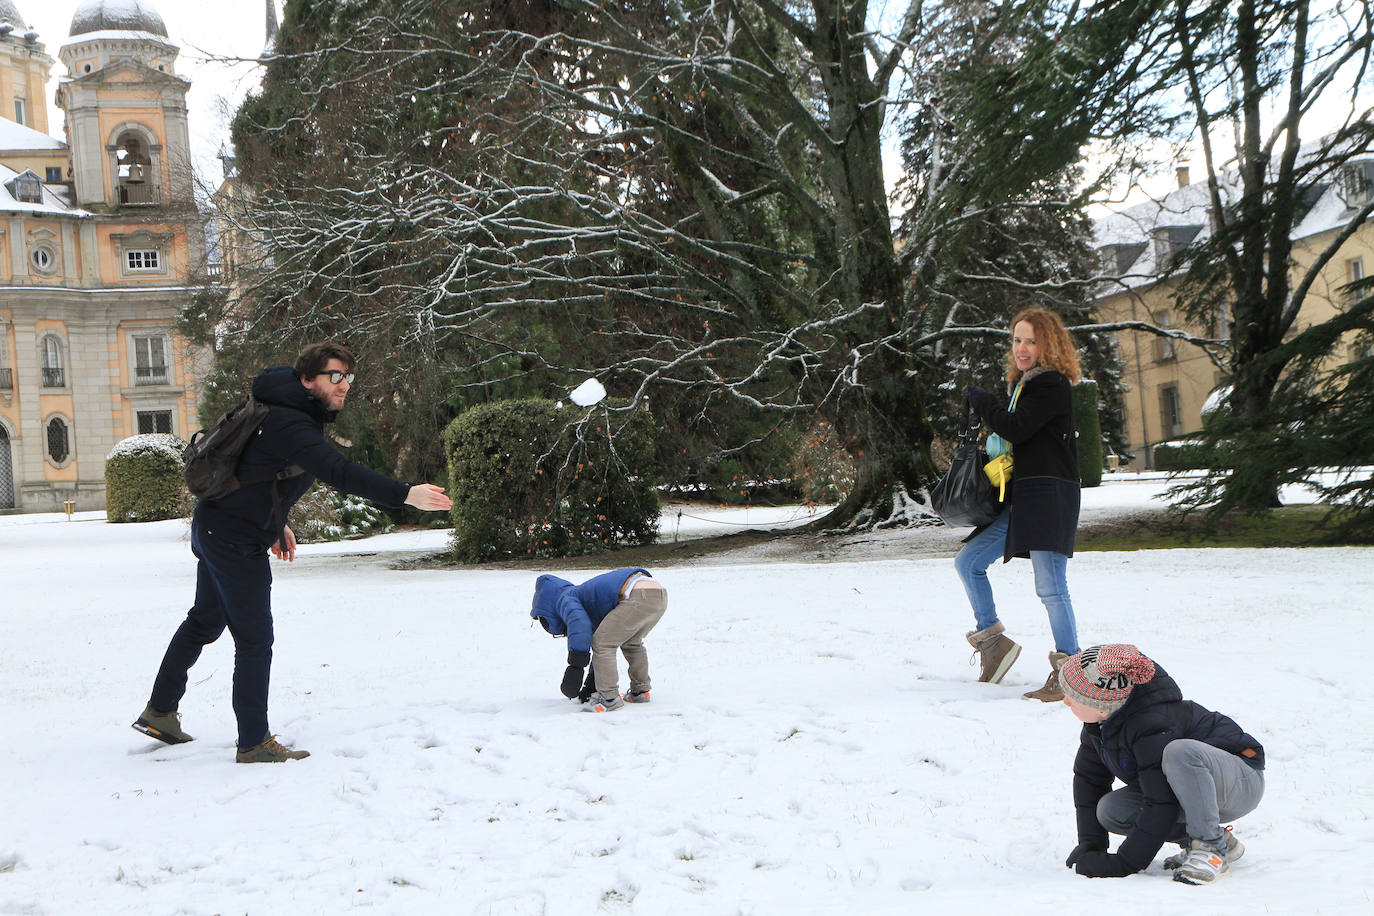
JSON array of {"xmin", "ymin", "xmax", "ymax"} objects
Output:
[
  {"xmin": 1093, "ymin": 161, "xmax": 1374, "ymax": 468},
  {"xmin": 0, "ymin": 0, "xmax": 207, "ymax": 512}
]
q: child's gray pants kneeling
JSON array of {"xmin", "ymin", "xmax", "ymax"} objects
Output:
[{"xmin": 1096, "ymin": 738, "xmax": 1265, "ymax": 847}]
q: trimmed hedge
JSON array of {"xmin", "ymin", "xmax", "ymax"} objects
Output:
[
  {"xmin": 1153, "ymin": 438, "xmax": 1218, "ymax": 471},
  {"xmin": 1074, "ymin": 380, "xmax": 1103, "ymax": 489},
  {"xmin": 444, "ymin": 398, "xmax": 659, "ymax": 561},
  {"xmin": 105, "ymin": 434, "xmax": 190, "ymax": 523}
]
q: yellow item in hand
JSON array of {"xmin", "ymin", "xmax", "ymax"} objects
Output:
[{"xmin": 984, "ymin": 454, "xmax": 1013, "ymax": 502}]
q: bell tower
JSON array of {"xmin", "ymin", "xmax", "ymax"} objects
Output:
[{"xmin": 53, "ymin": 0, "xmax": 192, "ymax": 210}]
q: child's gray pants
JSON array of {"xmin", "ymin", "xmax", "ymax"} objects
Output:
[
  {"xmin": 1096, "ymin": 738, "xmax": 1265, "ymax": 847},
  {"xmin": 592, "ymin": 586, "xmax": 668, "ymax": 697}
]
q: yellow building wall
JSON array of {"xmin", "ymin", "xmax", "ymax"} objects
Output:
[
  {"xmin": 1102, "ymin": 220, "xmax": 1374, "ymax": 467},
  {"xmin": 33, "ymin": 318, "xmax": 76, "ymax": 481},
  {"xmin": 94, "ymin": 223, "xmax": 188, "ymax": 285},
  {"xmin": 0, "ymin": 150, "xmax": 69, "ymax": 181},
  {"xmin": 0, "ymin": 59, "xmax": 52, "ymax": 135}
]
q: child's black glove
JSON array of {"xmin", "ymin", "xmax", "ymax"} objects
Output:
[
  {"xmin": 1064, "ymin": 839, "xmax": 1108, "ymax": 868},
  {"xmin": 1071, "ymin": 851, "xmax": 1134, "ymax": 878},
  {"xmin": 560, "ymin": 665, "xmax": 584, "ymax": 699}
]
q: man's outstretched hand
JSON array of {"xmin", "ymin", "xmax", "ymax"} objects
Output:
[{"xmin": 406, "ymin": 484, "xmax": 453, "ymax": 511}]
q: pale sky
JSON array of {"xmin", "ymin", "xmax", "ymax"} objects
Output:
[{"xmin": 20, "ymin": 0, "xmax": 278, "ymax": 191}]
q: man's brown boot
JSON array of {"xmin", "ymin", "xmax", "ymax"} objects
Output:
[
  {"xmin": 236, "ymin": 735, "xmax": 310, "ymax": 763},
  {"xmin": 132, "ymin": 703, "xmax": 193, "ymax": 745},
  {"xmin": 965, "ymin": 621, "xmax": 1021, "ymax": 684},
  {"xmin": 1023, "ymin": 651, "xmax": 1069, "ymax": 702}
]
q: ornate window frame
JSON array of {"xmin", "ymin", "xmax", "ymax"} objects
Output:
[
  {"xmin": 128, "ymin": 329, "xmax": 172, "ymax": 386},
  {"xmin": 44, "ymin": 412, "xmax": 75, "ymax": 467},
  {"xmin": 112, "ymin": 231, "xmax": 172, "ymax": 280},
  {"xmin": 38, "ymin": 331, "xmax": 68, "ymax": 389},
  {"xmin": 27, "ymin": 226, "xmax": 61, "ymax": 277}
]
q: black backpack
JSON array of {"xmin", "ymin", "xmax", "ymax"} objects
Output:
[{"xmin": 183, "ymin": 395, "xmax": 303, "ymax": 500}]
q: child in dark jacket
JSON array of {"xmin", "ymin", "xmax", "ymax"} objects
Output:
[
  {"xmin": 530, "ymin": 568, "xmax": 668, "ymax": 712},
  {"xmin": 1060, "ymin": 645, "xmax": 1265, "ymax": 885}
]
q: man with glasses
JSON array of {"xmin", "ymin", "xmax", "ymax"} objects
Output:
[{"xmin": 134, "ymin": 342, "xmax": 452, "ymax": 763}]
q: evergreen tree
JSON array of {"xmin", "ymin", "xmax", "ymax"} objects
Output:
[{"xmin": 213, "ymin": 0, "xmax": 1160, "ymax": 524}]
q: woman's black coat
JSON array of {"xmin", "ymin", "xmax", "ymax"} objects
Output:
[{"xmin": 968, "ymin": 367, "xmax": 1080, "ymax": 561}]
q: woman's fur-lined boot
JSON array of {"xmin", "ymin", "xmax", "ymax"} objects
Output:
[
  {"xmin": 966, "ymin": 621, "xmax": 1021, "ymax": 684},
  {"xmin": 1023, "ymin": 651, "xmax": 1069, "ymax": 702}
]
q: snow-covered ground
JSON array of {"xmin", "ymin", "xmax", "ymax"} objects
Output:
[{"xmin": 2, "ymin": 479, "xmax": 1372, "ymax": 914}]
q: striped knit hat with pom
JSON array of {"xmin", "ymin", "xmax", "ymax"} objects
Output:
[{"xmin": 1058, "ymin": 644, "xmax": 1157, "ymax": 714}]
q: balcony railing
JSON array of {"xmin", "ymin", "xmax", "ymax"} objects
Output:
[
  {"xmin": 41, "ymin": 367, "xmax": 65, "ymax": 387},
  {"xmin": 119, "ymin": 181, "xmax": 159, "ymax": 205},
  {"xmin": 135, "ymin": 365, "xmax": 170, "ymax": 386},
  {"xmin": 0, "ymin": 367, "xmax": 11, "ymax": 390}
]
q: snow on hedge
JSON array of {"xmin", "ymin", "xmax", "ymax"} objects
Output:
[{"xmin": 105, "ymin": 433, "xmax": 186, "ymax": 462}]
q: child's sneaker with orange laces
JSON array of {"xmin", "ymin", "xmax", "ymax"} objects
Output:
[
  {"xmin": 1172, "ymin": 837, "xmax": 1232, "ymax": 884},
  {"xmin": 586, "ymin": 692, "xmax": 625, "ymax": 712},
  {"xmin": 624, "ymin": 689, "xmax": 650, "ymax": 704},
  {"xmin": 1164, "ymin": 827, "xmax": 1243, "ymax": 870}
]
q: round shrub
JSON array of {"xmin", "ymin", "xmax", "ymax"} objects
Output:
[
  {"xmin": 1074, "ymin": 380, "xmax": 1104, "ymax": 489},
  {"xmin": 444, "ymin": 398, "xmax": 659, "ymax": 561},
  {"xmin": 105, "ymin": 433, "xmax": 190, "ymax": 523}
]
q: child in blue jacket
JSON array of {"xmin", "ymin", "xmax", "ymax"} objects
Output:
[
  {"xmin": 530, "ymin": 568, "xmax": 668, "ymax": 712},
  {"xmin": 1060, "ymin": 644, "xmax": 1266, "ymax": 885}
]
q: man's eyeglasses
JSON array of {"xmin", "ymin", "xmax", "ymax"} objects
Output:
[{"xmin": 318, "ymin": 370, "xmax": 355, "ymax": 384}]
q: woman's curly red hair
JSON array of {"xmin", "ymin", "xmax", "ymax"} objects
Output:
[{"xmin": 1006, "ymin": 308, "xmax": 1081, "ymax": 384}]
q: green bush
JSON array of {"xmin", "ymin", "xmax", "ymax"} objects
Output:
[
  {"xmin": 444, "ymin": 398, "xmax": 659, "ymax": 561},
  {"xmin": 105, "ymin": 434, "xmax": 190, "ymax": 523},
  {"xmin": 1074, "ymin": 380, "xmax": 1104, "ymax": 489},
  {"xmin": 1153, "ymin": 438, "xmax": 1221, "ymax": 471},
  {"xmin": 291, "ymin": 482, "xmax": 396, "ymax": 543}
]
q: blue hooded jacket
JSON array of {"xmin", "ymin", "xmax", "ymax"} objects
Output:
[
  {"xmin": 531, "ymin": 568, "xmax": 650, "ymax": 665},
  {"xmin": 195, "ymin": 365, "xmax": 410, "ymax": 545}
]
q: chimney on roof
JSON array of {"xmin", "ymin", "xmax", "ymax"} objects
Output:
[{"xmin": 1176, "ymin": 166, "xmax": 1190, "ymax": 189}]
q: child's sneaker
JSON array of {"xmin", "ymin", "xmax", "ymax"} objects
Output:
[
  {"xmin": 1164, "ymin": 827, "xmax": 1243, "ymax": 870},
  {"xmin": 1172, "ymin": 837, "xmax": 1231, "ymax": 884},
  {"xmin": 586, "ymin": 692, "xmax": 625, "ymax": 712},
  {"xmin": 624, "ymin": 689, "xmax": 650, "ymax": 704}
]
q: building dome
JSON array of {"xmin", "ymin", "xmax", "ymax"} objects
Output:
[
  {"xmin": 70, "ymin": 0, "xmax": 168, "ymax": 38},
  {"xmin": 0, "ymin": 2, "xmax": 25, "ymax": 29}
]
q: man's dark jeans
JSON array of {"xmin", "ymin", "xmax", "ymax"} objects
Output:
[{"xmin": 149, "ymin": 521, "xmax": 274, "ymax": 750}]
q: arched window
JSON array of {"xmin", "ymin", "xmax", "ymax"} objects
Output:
[
  {"xmin": 40, "ymin": 334, "xmax": 65, "ymax": 388},
  {"xmin": 117, "ymin": 132, "xmax": 154, "ymax": 205},
  {"xmin": 0, "ymin": 422, "xmax": 14, "ymax": 509},
  {"xmin": 46, "ymin": 416, "xmax": 70, "ymax": 464}
]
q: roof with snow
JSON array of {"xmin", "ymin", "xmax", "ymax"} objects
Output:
[
  {"xmin": 71, "ymin": 0, "xmax": 167, "ymax": 38},
  {"xmin": 0, "ymin": 117, "xmax": 68, "ymax": 153},
  {"xmin": 1093, "ymin": 146, "xmax": 1374, "ymax": 289},
  {"xmin": 0, "ymin": 163, "xmax": 89, "ymax": 216}
]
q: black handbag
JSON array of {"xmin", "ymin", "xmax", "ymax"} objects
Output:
[{"xmin": 930, "ymin": 403, "xmax": 1000, "ymax": 528}]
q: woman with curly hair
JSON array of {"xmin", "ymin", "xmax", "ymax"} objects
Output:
[{"xmin": 955, "ymin": 308, "xmax": 1084, "ymax": 701}]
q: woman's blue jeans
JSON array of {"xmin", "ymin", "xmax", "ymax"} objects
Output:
[{"xmin": 953, "ymin": 508, "xmax": 1080, "ymax": 654}]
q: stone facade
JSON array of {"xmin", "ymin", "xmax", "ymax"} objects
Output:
[{"xmin": 0, "ymin": 0, "xmax": 204, "ymax": 512}]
